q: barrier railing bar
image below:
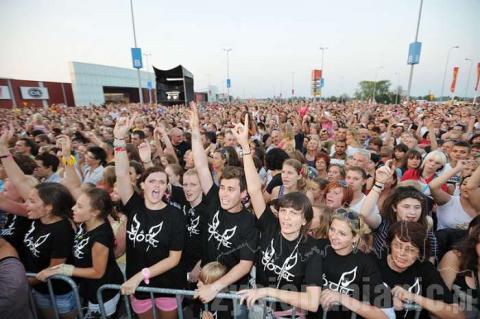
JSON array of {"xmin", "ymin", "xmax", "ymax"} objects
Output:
[
  {"xmin": 176, "ymin": 294, "xmax": 183, "ymax": 319},
  {"xmin": 26, "ymin": 272, "xmax": 83, "ymax": 319}
]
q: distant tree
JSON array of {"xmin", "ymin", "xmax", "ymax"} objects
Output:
[{"xmin": 354, "ymin": 80, "xmax": 391, "ymax": 103}]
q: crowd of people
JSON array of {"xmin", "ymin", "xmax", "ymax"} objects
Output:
[{"xmin": 0, "ymin": 99, "xmax": 479, "ymax": 319}]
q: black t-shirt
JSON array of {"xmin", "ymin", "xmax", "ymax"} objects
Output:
[
  {"xmin": 378, "ymin": 254, "xmax": 453, "ymax": 319},
  {"xmin": 0, "ymin": 214, "xmax": 32, "ymax": 257},
  {"xmin": 170, "ymin": 185, "xmax": 206, "ymax": 274},
  {"xmin": 124, "ymin": 192, "xmax": 185, "ymax": 299},
  {"xmin": 309, "ymin": 240, "xmax": 391, "ymax": 319},
  {"xmin": 256, "ymin": 207, "xmax": 323, "ymax": 291},
  {"xmin": 201, "ymin": 185, "xmax": 258, "ymax": 287},
  {"xmin": 72, "ymin": 223, "xmax": 123, "ymax": 303},
  {"xmin": 23, "ymin": 219, "xmax": 74, "ymax": 294},
  {"xmin": 266, "ymin": 174, "xmax": 283, "ymax": 194}
]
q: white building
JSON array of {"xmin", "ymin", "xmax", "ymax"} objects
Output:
[{"xmin": 69, "ymin": 61, "xmax": 155, "ymax": 106}]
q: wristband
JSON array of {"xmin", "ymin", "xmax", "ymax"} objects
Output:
[
  {"xmin": 373, "ymin": 183, "xmax": 384, "ymax": 191},
  {"xmin": 61, "ymin": 155, "xmax": 76, "ymax": 167},
  {"xmin": 59, "ymin": 264, "xmax": 74, "ymax": 276},
  {"xmin": 114, "ymin": 146, "xmax": 126, "ymax": 152},
  {"xmin": 142, "ymin": 268, "xmax": 151, "ymax": 285},
  {"xmin": 242, "ymin": 151, "xmax": 251, "ymax": 156}
]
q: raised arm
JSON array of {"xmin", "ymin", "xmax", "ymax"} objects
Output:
[
  {"xmin": 233, "ymin": 114, "xmax": 266, "ymax": 218},
  {"xmin": 426, "ymin": 119, "xmax": 438, "ymax": 150},
  {"xmin": 59, "ymin": 135, "xmax": 82, "ymax": 200},
  {"xmin": 189, "ymin": 102, "xmax": 213, "ymax": 194},
  {"xmin": 359, "ymin": 165, "xmax": 393, "ymax": 229},
  {"xmin": 0, "ymin": 129, "xmax": 35, "ymax": 200},
  {"xmin": 113, "ymin": 116, "xmax": 135, "ymax": 204},
  {"xmin": 428, "ymin": 163, "xmax": 463, "ymax": 206},
  {"xmin": 465, "ymin": 163, "xmax": 480, "ymax": 211}
]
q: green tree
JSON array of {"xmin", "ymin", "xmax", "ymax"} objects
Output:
[{"xmin": 354, "ymin": 80, "xmax": 391, "ymax": 103}]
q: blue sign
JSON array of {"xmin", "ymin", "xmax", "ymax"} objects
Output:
[
  {"xmin": 147, "ymin": 81, "xmax": 153, "ymax": 89},
  {"xmin": 131, "ymin": 48, "xmax": 143, "ymax": 69},
  {"xmin": 320, "ymin": 78, "xmax": 325, "ymax": 88},
  {"xmin": 226, "ymin": 78, "xmax": 231, "ymax": 88},
  {"xmin": 407, "ymin": 42, "xmax": 422, "ymax": 65}
]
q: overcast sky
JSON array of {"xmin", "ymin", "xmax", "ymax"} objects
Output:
[{"xmin": 1, "ymin": 0, "xmax": 479, "ymax": 98}]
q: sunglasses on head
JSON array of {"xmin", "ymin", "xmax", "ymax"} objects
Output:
[{"xmin": 333, "ymin": 208, "xmax": 360, "ymax": 229}]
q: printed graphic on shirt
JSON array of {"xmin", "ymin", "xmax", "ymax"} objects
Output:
[
  {"xmin": 24, "ymin": 223, "xmax": 50, "ymax": 258},
  {"xmin": 183, "ymin": 206, "xmax": 200, "ymax": 237},
  {"xmin": 408, "ymin": 278, "xmax": 421, "ymax": 296},
  {"xmin": 0, "ymin": 215, "xmax": 16, "ymax": 236},
  {"xmin": 127, "ymin": 214, "xmax": 163, "ymax": 251},
  {"xmin": 261, "ymin": 239, "xmax": 298, "ymax": 282},
  {"xmin": 208, "ymin": 211, "xmax": 237, "ymax": 249},
  {"xmin": 322, "ymin": 267, "xmax": 357, "ymax": 295},
  {"xmin": 73, "ymin": 226, "xmax": 89, "ymax": 260}
]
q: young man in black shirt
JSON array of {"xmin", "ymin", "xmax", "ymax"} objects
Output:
[{"xmin": 190, "ymin": 102, "xmax": 258, "ymax": 315}]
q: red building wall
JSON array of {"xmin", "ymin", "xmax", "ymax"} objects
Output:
[{"xmin": 0, "ymin": 78, "xmax": 74, "ymax": 109}]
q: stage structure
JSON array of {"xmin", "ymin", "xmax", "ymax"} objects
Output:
[{"xmin": 153, "ymin": 65, "xmax": 194, "ymax": 106}]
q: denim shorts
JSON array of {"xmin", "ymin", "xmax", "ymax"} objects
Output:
[{"xmin": 32, "ymin": 289, "xmax": 78, "ymax": 314}]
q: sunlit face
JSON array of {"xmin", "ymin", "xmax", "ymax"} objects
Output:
[
  {"xmin": 25, "ymin": 189, "xmax": 49, "ymax": 219},
  {"xmin": 394, "ymin": 198, "xmax": 422, "ymax": 222},
  {"xmin": 212, "ymin": 152, "xmax": 225, "ymax": 170},
  {"xmin": 165, "ymin": 165, "xmax": 180, "ymax": 186},
  {"xmin": 141, "ymin": 172, "xmax": 168, "ymax": 205},
  {"xmin": 278, "ymin": 206, "xmax": 306, "ymax": 238},
  {"xmin": 389, "ymin": 237, "xmax": 419, "ymax": 271},
  {"xmin": 281, "ymin": 164, "xmax": 300, "ymax": 189},
  {"xmin": 34, "ymin": 160, "xmax": 50, "ymax": 179},
  {"xmin": 307, "ymin": 139, "xmax": 319, "ymax": 152},
  {"xmin": 335, "ymin": 142, "xmax": 346, "ymax": 155},
  {"xmin": 224, "ymin": 133, "xmax": 237, "ymax": 147},
  {"xmin": 394, "ymin": 149, "xmax": 406, "ymax": 161},
  {"xmin": 85, "ymin": 151, "xmax": 100, "ymax": 167},
  {"xmin": 328, "ymin": 219, "xmax": 356, "ymax": 253},
  {"xmin": 72, "ymin": 193, "xmax": 97, "ymax": 223},
  {"xmin": 423, "ymin": 157, "xmax": 443, "ymax": 173},
  {"xmin": 218, "ymin": 178, "xmax": 243, "ymax": 212},
  {"xmin": 315, "ymin": 158, "xmax": 327, "ymax": 172},
  {"xmin": 407, "ymin": 156, "xmax": 421, "ymax": 170},
  {"xmin": 307, "ymin": 183, "xmax": 323, "ymax": 202},
  {"xmin": 352, "ymin": 153, "xmax": 369, "ymax": 169},
  {"xmin": 184, "ymin": 151, "xmax": 194, "ymax": 169},
  {"xmin": 346, "ymin": 170, "xmax": 365, "ymax": 192},
  {"xmin": 325, "ymin": 187, "xmax": 344, "ymax": 209},
  {"xmin": 451, "ymin": 146, "xmax": 470, "ymax": 162},
  {"xmin": 128, "ymin": 166, "xmax": 139, "ymax": 185},
  {"xmin": 183, "ymin": 174, "xmax": 202, "ymax": 204},
  {"xmin": 327, "ymin": 166, "xmax": 342, "ymax": 182}
]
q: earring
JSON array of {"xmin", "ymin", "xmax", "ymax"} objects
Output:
[{"xmin": 352, "ymin": 241, "xmax": 359, "ymax": 253}]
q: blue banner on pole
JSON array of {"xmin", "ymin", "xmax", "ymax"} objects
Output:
[
  {"xmin": 227, "ymin": 79, "xmax": 231, "ymax": 88},
  {"xmin": 320, "ymin": 78, "xmax": 325, "ymax": 88},
  {"xmin": 131, "ymin": 48, "xmax": 143, "ymax": 69},
  {"xmin": 407, "ymin": 42, "xmax": 422, "ymax": 65}
]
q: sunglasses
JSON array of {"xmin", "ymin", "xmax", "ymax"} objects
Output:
[{"xmin": 333, "ymin": 208, "xmax": 360, "ymax": 230}]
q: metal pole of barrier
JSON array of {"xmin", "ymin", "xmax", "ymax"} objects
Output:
[
  {"xmin": 29, "ymin": 287, "xmax": 39, "ymax": 319},
  {"xmin": 176, "ymin": 294, "xmax": 183, "ymax": 319},
  {"xmin": 233, "ymin": 298, "xmax": 239, "ymax": 319},
  {"xmin": 50, "ymin": 275, "xmax": 84, "ymax": 319},
  {"xmin": 46, "ymin": 278, "xmax": 60, "ymax": 319},
  {"xmin": 150, "ymin": 291, "xmax": 158, "ymax": 319}
]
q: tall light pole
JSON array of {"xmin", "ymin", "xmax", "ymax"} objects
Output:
[
  {"xmin": 464, "ymin": 58, "xmax": 473, "ymax": 100},
  {"xmin": 130, "ymin": 0, "xmax": 143, "ymax": 106},
  {"xmin": 372, "ymin": 66, "xmax": 383, "ymax": 103},
  {"xmin": 319, "ymin": 47, "xmax": 328, "ymax": 101},
  {"xmin": 143, "ymin": 52, "xmax": 152, "ymax": 103},
  {"xmin": 440, "ymin": 45, "xmax": 459, "ymax": 101},
  {"xmin": 406, "ymin": 0, "xmax": 424, "ymax": 100},
  {"xmin": 223, "ymin": 48, "xmax": 232, "ymax": 103}
]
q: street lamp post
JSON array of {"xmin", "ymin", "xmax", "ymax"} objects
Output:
[
  {"xmin": 406, "ymin": 0, "xmax": 424, "ymax": 100},
  {"xmin": 319, "ymin": 47, "xmax": 328, "ymax": 101},
  {"xmin": 291, "ymin": 72, "xmax": 295, "ymax": 98},
  {"xmin": 130, "ymin": 0, "xmax": 143, "ymax": 106},
  {"xmin": 143, "ymin": 52, "xmax": 152, "ymax": 103},
  {"xmin": 440, "ymin": 45, "xmax": 460, "ymax": 102},
  {"xmin": 464, "ymin": 58, "xmax": 473, "ymax": 101},
  {"xmin": 372, "ymin": 66, "xmax": 383, "ymax": 103},
  {"xmin": 394, "ymin": 72, "xmax": 401, "ymax": 104},
  {"xmin": 223, "ymin": 48, "xmax": 232, "ymax": 103}
]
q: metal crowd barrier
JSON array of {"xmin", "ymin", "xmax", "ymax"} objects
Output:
[
  {"xmin": 96, "ymin": 284, "xmax": 423, "ymax": 319},
  {"xmin": 26, "ymin": 272, "xmax": 84, "ymax": 319}
]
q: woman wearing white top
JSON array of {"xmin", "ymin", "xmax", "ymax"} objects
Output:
[
  {"xmin": 429, "ymin": 161, "xmax": 480, "ymax": 231},
  {"xmin": 345, "ymin": 166, "xmax": 380, "ymax": 221}
]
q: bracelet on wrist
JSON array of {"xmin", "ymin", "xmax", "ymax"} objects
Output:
[
  {"xmin": 114, "ymin": 146, "xmax": 126, "ymax": 152},
  {"xmin": 242, "ymin": 151, "xmax": 251, "ymax": 156}
]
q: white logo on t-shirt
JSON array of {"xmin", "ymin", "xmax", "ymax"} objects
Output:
[
  {"xmin": 24, "ymin": 223, "xmax": 50, "ymax": 258},
  {"xmin": 127, "ymin": 214, "xmax": 163, "ymax": 251},
  {"xmin": 261, "ymin": 239, "xmax": 298, "ymax": 282},
  {"xmin": 0, "ymin": 215, "xmax": 16, "ymax": 236},
  {"xmin": 208, "ymin": 211, "xmax": 237, "ymax": 249},
  {"xmin": 73, "ymin": 227, "xmax": 90, "ymax": 260},
  {"xmin": 184, "ymin": 206, "xmax": 200, "ymax": 237},
  {"xmin": 322, "ymin": 267, "xmax": 357, "ymax": 295},
  {"xmin": 408, "ymin": 278, "xmax": 421, "ymax": 295}
]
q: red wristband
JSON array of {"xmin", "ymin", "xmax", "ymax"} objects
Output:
[{"xmin": 114, "ymin": 146, "xmax": 126, "ymax": 152}]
